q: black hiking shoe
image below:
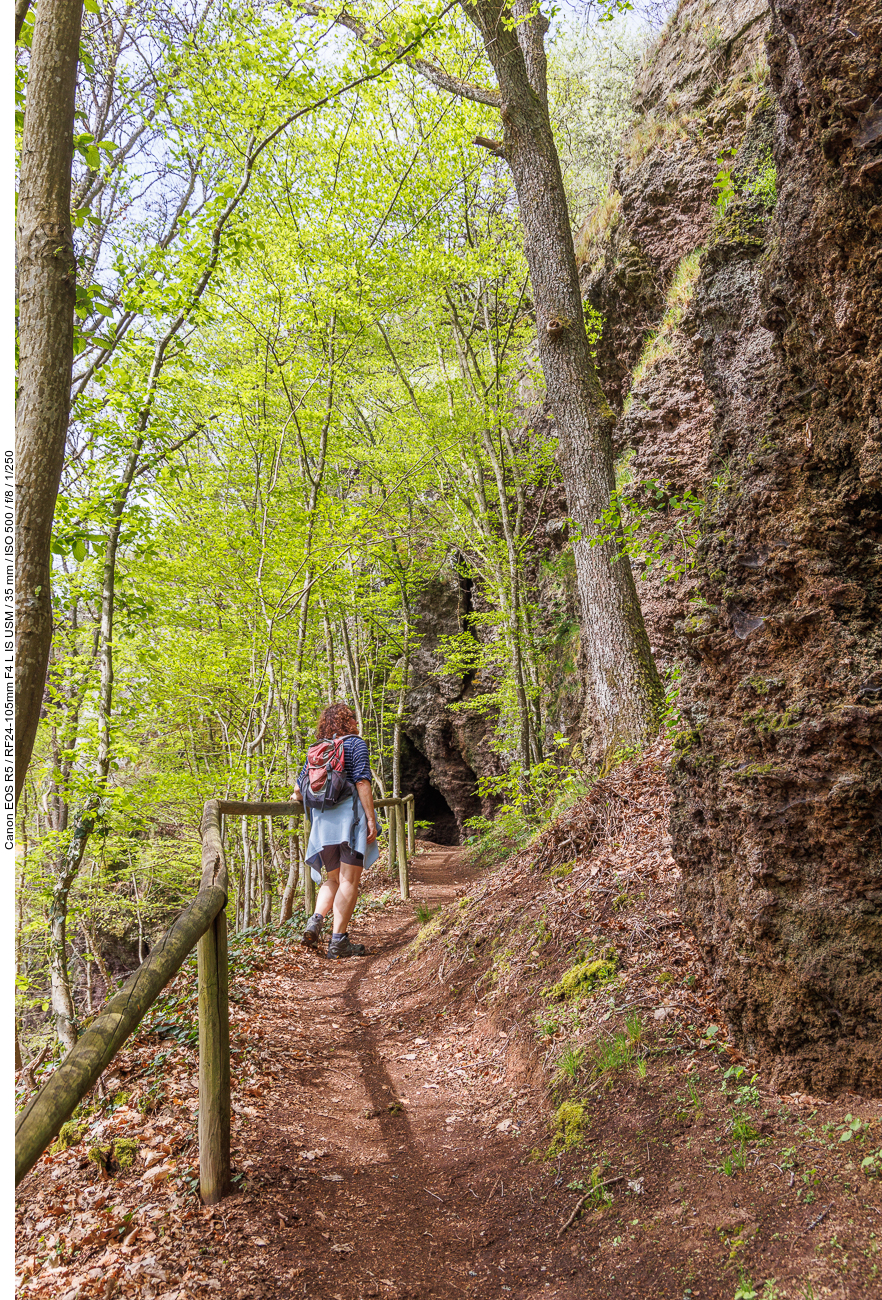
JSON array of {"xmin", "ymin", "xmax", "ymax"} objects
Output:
[
  {"xmin": 301, "ymin": 912, "xmax": 326, "ymax": 949},
  {"xmin": 327, "ymin": 933, "xmax": 366, "ymax": 960}
]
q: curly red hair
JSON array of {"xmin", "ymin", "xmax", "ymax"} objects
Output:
[{"xmin": 315, "ymin": 703, "xmax": 358, "ymax": 740}]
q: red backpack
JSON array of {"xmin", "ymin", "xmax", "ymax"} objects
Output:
[{"xmin": 304, "ymin": 736, "xmax": 354, "ymax": 811}]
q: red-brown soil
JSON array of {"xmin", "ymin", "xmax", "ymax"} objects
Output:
[{"xmin": 15, "ymin": 828, "xmax": 882, "ymax": 1300}]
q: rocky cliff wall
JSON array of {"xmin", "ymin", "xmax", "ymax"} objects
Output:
[
  {"xmin": 402, "ymin": 574, "xmax": 499, "ymax": 843},
  {"xmin": 578, "ymin": 0, "xmax": 882, "ymax": 1093}
]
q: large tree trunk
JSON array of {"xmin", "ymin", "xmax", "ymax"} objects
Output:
[
  {"xmin": 15, "ymin": 0, "xmax": 85, "ymax": 802},
  {"xmin": 463, "ymin": 0, "xmax": 663, "ymax": 752}
]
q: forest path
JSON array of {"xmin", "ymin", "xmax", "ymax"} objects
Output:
[{"xmin": 218, "ymin": 846, "xmax": 584, "ymax": 1300}]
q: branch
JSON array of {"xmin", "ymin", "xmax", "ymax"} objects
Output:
[
  {"xmin": 558, "ymin": 1176, "xmax": 625, "ymax": 1236},
  {"xmin": 15, "ymin": 0, "xmax": 32, "ymax": 42},
  {"xmin": 297, "ymin": 2, "xmax": 501, "ymax": 107},
  {"xmin": 133, "ymin": 421, "xmax": 216, "ymax": 479},
  {"xmin": 473, "ymin": 134, "xmax": 505, "ymax": 155}
]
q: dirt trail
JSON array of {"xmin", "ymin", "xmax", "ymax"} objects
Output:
[
  {"xmin": 18, "ymin": 834, "xmax": 881, "ymax": 1300},
  {"xmin": 226, "ymin": 846, "xmax": 581, "ymax": 1300}
]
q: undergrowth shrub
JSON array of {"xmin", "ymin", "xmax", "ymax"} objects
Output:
[{"xmin": 464, "ymin": 738, "xmax": 597, "ymax": 867}]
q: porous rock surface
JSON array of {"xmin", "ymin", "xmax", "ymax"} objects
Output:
[
  {"xmin": 578, "ymin": 0, "xmax": 881, "ymax": 1093},
  {"xmin": 402, "ymin": 574, "xmax": 499, "ymax": 843}
]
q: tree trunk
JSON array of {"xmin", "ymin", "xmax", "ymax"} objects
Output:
[
  {"xmin": 48, "ymin": 874, "xmax": 78, "ymax": 1050},
  {"xmin": 463, "ymin": 0, "xmax": 662, "ymax": 752},
  {"xmin": 82, "ymin": 918, "xmax": 114, "ymax": 1004},
  {"xmin": 258, "ymin": 816, "xmax": 272, "ymax": 926},
  {"xmin": 241, "ymin": 817, "xmax": 252, "ymax": 931},
  {"xmin": 279, "ymin": 824, "xmax": 300, "ymax": 923},
  {"xmin": 15, "ymin": 0, "xmax": 85, "ymax": 802}
]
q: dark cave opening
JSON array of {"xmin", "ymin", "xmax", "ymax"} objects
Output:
[
  {"xmin": 397, "ymin": 734, "xmax": 465, "ymax": 846},
  {"xmin": 413, "ymin": 781, "xmax": 461, "ymax": 846}
]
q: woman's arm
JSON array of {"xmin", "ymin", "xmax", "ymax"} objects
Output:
[{"xmin": 356, "ymin": 779, "xmax": 377, "ymax": 843}]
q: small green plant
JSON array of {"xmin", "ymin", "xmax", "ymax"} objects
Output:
[
  {"xmin": 591, "ymin": 1029, "xmax": 634, "ymax": 1080},
  {"xmin": 623, "ymin": 248, "xmax": 704, "ymax": 405},
  {"xmin": 687, "ymin": 1075, "xmax": 703, "ymax": 1114},
  {"xmin": 567, "ymin": 1163, "xmax": 614, "ymax": 1209},
  {"xmin": 534, "ymin": 1009, "xmax": 562, "ymax": 1039},
  {"xmin": 722, "ymin": 1064, "xmax": 760, "ymax": 1109},
  {"xmin": 88, "ymin": 1142, "xmax": 112, "ymax": 1174},
  {"xmin": 838, "ymin": 1113, "xmax": 864, "ymax": 1144},
  {"xmin": 720, "ymin": 1144, "xmax": 748, "ymax": 1177},
  {"xmin": 702, "ymin": 21, "xmax": 723, "ymax": 51},
  {"xmin": 555, "ymin": 1042, "xmax": 586, "ymax": 1084},
  {"xmin": 713, "ymin": 147, "xmax": 737, "ymax": 216},
  {"xmin": 861, "ymin": 1149, "xmax": 882, "ymax": 1177},
  {"xmin": 635, "ymin": 1057, "xmax": 648, "ymax": 1079},
  {"xmin": 550, "ymin": 860, "xmax": 576, "ymax": 879},
  {"xmin": 414, "ymin": 901, "xmax": 439, "ymax": 925},
  {"xmin": 733, "ymin": 1275, "xmax": 757, "ymax": 1300},
  {"xmin": 733, "ymin": 1115, "xmax": 758, "ymax": 1143},
  {"xmin": 625, "ymin": 1011, "xmax": 643, "ymax": 1045},
  {"xmin": 548, "ymin": 1101, "xmax": 589, "ymax": 1156},
  {"xmin": 586, "ymin": 476, "xmax": 704, "ymax": 584}
]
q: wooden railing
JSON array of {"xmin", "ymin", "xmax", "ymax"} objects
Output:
[{"xmin": 15, "ymin": 791, "xmax": 418, "ymax": 1202}]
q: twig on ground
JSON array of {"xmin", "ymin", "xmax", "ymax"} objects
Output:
[
  {"xmin": 558, "ymin": 1176, "xmax": 625, "ymax": 1236},
  {"xmin": 484, "ymin": 1173, "xmax": 502, "ymax": 1204},
  {"xmin": 799, "ymin": 1206, "xmax": 830, "ymax": 1235}
]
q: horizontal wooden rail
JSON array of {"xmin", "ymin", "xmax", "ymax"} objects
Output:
[{"xmin": 15, "ymin": 791, "xmax": 417, "ymax": 1202}]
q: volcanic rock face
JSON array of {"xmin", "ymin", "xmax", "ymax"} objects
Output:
[
  {"xmin": 402, "ymin": 574, "xmax": 499, "ymax": 844},
  {"xmin": 579, "ymin": 0, "xmax": 881, "ymax": 1092}
]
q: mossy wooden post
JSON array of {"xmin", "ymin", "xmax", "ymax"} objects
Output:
[
  {"xmin": 387, "ymin": 804, "xmax": 397, "ymax": 881},
  {"xmin": 406, "ymin": 795, "xmax": 415, "ymax": 855},
  {"xmin": 396, "ymin": 801, "xmax": 409, "ymax": 901},
  {"xmin": 198, "ymin": 906, "xmax": 230, "ymax": 1204}
]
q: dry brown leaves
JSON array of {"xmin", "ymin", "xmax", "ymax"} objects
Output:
[{"xmin": 413, "ymin": 741, "xmax": 728, "ymax": 1061}]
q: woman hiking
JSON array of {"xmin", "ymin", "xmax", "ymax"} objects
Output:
[{"xmin": 294, "ymin": 702, "xmax": 378, "ymax": 959}]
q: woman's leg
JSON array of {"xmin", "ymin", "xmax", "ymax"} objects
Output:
[
  {"xmin": 332, "ymin": 860, "xmax": 363, "ymax": 935},
  {"xmin": 315, "ymin": 869, "xmax": 339, "ymax": 919}
]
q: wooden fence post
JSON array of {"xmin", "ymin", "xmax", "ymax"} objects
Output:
[
  {"xmin": 198, "ymin": 906, "xmax": 230, "ymax": 1205},
  {"xmin": 406, "ymin": 795, "xmax": 415, "ymax": 855},
  {"xmin": 302, "ymin": 816, "xmax": 315, "ymax": 916},
  {"xmin": 388, "ymin": 804, "xmax": 397, "ymax": 880},
  {"xmin": 396, "ymin": 800, "xmax": 409, "ymax": 901}
]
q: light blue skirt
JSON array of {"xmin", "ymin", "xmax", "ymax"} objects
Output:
[{"xmin": 304, "ymin": 790, "xmax": 381, "ymax": 883}]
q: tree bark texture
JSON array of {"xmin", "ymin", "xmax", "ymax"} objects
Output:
[
  {"xmin": 48, "ymin": 875, "xmax": 78, "ymax": 1050},
  {"xmin": 462, "ymin": 0, "xmax": 663, "ymax": 751},
  {"xmin": 15, "ymin": 0, "xmax": 85, "ymax": 802}
]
